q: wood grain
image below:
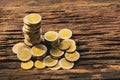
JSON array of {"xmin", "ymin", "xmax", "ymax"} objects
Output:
[{"xmin": 0, "ymin": 0, "xmax": 120, "ymax": 80}]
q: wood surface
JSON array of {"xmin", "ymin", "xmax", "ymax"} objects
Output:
[{"xmin": 0, "ymin": 0, "xmax": 120, "ymax": 80}]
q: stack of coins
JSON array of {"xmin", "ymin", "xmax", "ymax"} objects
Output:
[{"xmin": 23, "ymin": 13, "xmax": 42, "ymax": 46}]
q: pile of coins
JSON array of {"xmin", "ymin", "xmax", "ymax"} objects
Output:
[{"xmin": 12, "ymin": 14, "xmax": 80, "ymax": 70}]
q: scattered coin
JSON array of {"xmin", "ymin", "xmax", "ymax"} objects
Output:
[
  {"xmin": 65, "ymin": 51, "xmax": 80, "ymax": 62},
  {"xmin": 21, "ymin": 60, "xmax": 34, "ymax": 70},
  {"xmin": 49, "ymin": 62, "xmax": 61, "ymax": 70},
  {"xmin": 17, "ymin": 48, "xmax": 32, "ymax": 61},
  {"xmin": 43, "ymin": 56, "xmax": 58, "ymax": 67},
  {"xmin": 50, "ymin": 47, "xmax": 64, "ymax": 59},
  {"xmin": 31, "ymin": 44, "xmax": 47, "ymax": 57},
  {"xmin": 12, "ymin": 42, "xmax": 28, "ymax": 54},
  {"xmin": 34, "ymin": 60, "xmax": 46, "ymax": 69},
  {"xmin": 59, "ymin": 58, "xmax": 74, "ymax": 69}
]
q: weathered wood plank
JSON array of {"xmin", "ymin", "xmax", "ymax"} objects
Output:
[{"xmin": 0, "ymin": 0, "xmax": 120, "ymax": 80}]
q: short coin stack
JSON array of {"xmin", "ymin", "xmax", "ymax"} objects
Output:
[
  {"xmin": 12, "ymin": 14, "xmax": 80, "ymax": 70},
  {"xmin": 23, "ymin": 13, "xmax": 42, "ymax": 46}
]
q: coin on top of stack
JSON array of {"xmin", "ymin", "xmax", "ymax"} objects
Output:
[
  {"xmin": 44, "ymin": 31, "xmax": 60, "ymax": 47},
  {"xmin": 23, "ymin": 13, "xmax": 42, "ymax": 26},
  {"xmin": 59, "ymin": 29, "xmax": 72, "ymax": 39}
]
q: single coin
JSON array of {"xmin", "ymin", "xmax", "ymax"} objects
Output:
[
  {"xmin": 49, "ymin": 62, "xmax": 61, "ymax": 70},
  {"xmin": 58, "ymin": 39, "xmax": 71, "ymax": 50},
  {"xmin": 44, "ymin": 31, "xmax": 59, "ymax": 42},
  {"xmin": 31, "ymin": 44, "xmax": 47, "ymax": 57},
  {"xmin": 50, "ymin": 47, "xmax": 64, "ymax": 58},
  {"xmin": 66, "ymin": 44, "xmax": 76, "ymax": 53},
  {"xmin": 23, "ymin": 13, "xmax": 42, "ymax": 25},
  {"xmin": 43, "ymin": 56, "xmax": 58, "ymax": 67},
  {"xmin": 65, "ymin": 51, "xmax": 80, "ymax": 62},
  {"xmin": 34, "ymin": 60, "xmax": 46, "ymax": 69},
  {"xmin": 17, "ymin": 48, "xmax": 32, "ymax": 61},
  {"xmin": 59, "ymin": 58, "xmax": 74, "ymax": 69},
  {"xmin": 12, "ymin": 42, "xmax": 29, "ymax": 54},
  {"xmin": 59, "ymin": 29, "xmax": 72, "ymax": 39},
  {"xmin": 21, "ymin": 60, "xmax": 33, "ymax": 70}
]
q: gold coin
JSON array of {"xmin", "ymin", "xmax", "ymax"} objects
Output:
[
  {"xmin": 59, "ymin": 29, "xmax": 72, "ymax": 39},
  {"xmin": 31, "ymin": 44, "xmax": 47, "ymax": 57},
  {"xmin": 58, "ymin": 39, "xmax": 71, "ymax": 50},
  {"xmin": 17, "ymin": 48, "xmax": 32, "ymax": 61},
  {"xmin": 49, "ymin": 62, "xmax": 61, "ymax": 70},
  {"xmin": 21, "ymin": 60, "xmax": 33, "ymax": 70},
  {"xmin": 43, "ymin": 56, "xmax": 58, "ymax": 67},
  {"xmin": 59, "ymin": 58, "xmax": 74, "ymax": 69},
  {"xmin": 66, "ymin": 44, "xmax": 76, "ymax": 53},
  {"xmin": 65, "ymin": 51, "xmax": 80, "ymax": 62},
  {"xmin": 12, "ymin": 42, "xmax": 29, "ymax": 54},
  {"xmin": 50, "ymin": 47, "xmax": 64, "ymax": 58},
  {"xmin": 34, "ymin": 60, "xmax": 46, "ymax": 69},
  {"xmin": 44, "ymin": 31, "xmax": 59, "ymax": 42},
  {"xmin": 23, "ymin": 13, "xmax": 41, "ymax": 25}
]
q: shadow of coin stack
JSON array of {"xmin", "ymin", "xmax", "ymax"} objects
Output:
[{"xmin": 22, "ymin": 14, "xmax": 42, "ymax": 47}]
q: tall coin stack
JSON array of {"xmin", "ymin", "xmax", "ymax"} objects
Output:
[{"xmin": 22, "ymin": 13, "xmax": 42, "ymax": 46}]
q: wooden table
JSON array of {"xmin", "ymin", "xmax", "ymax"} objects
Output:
[{"xmin": 0, "ymin": 0, "xmax": 120, "ymax": 80}]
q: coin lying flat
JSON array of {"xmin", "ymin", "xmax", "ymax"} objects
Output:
[
  {"xmin": 23, "ymin": 13, "xmax": 41, "ymax": 25},
  {"xmin": 31, "ymin": 44, "xmax": 47, "ymax": 57},
  {"xmin": 17, "ymin": 48, "xmax": 32, "ymax": 61},
  {"xmin": 49, "ymin": 62, "xmax": 61, "ymax": 70},
  {"xmin": 44, "ymin": 31, "xmax": 59, "ymax": 42},
  {"xmin": 59, "ymin": 29, "xmax": 72, "ymax": 39},
  {"xmin": 65, "ymin": 51, "xmax": 80, "ymax": 62},
  {"xmin": 21, "ymin": 60, "xmax": 33, "ymax": 70},
  {"xmin": 12, "ymin": 42, "xmax": 29, "ymax": 54},
  {"xmin": 34, "ymin": 60, "xmax": 46, "ymax": 69},
  {"xmin": 43, "ymin": 56, "xmax": 58, "ymax": 67},
  {"xmin": 59, "ymin": 58, "xmax": 74, "ymax": 69},
  {"xmin": 50, "ymin": 47, "xmax": 64, "ymax": 58},
  {"xmin": 58, "ymin": 39, "xmax": 71, "ymax": 50},
  {"xmin": 66, "ymin": 44, "xmax": 76, "ymax": 53}
]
